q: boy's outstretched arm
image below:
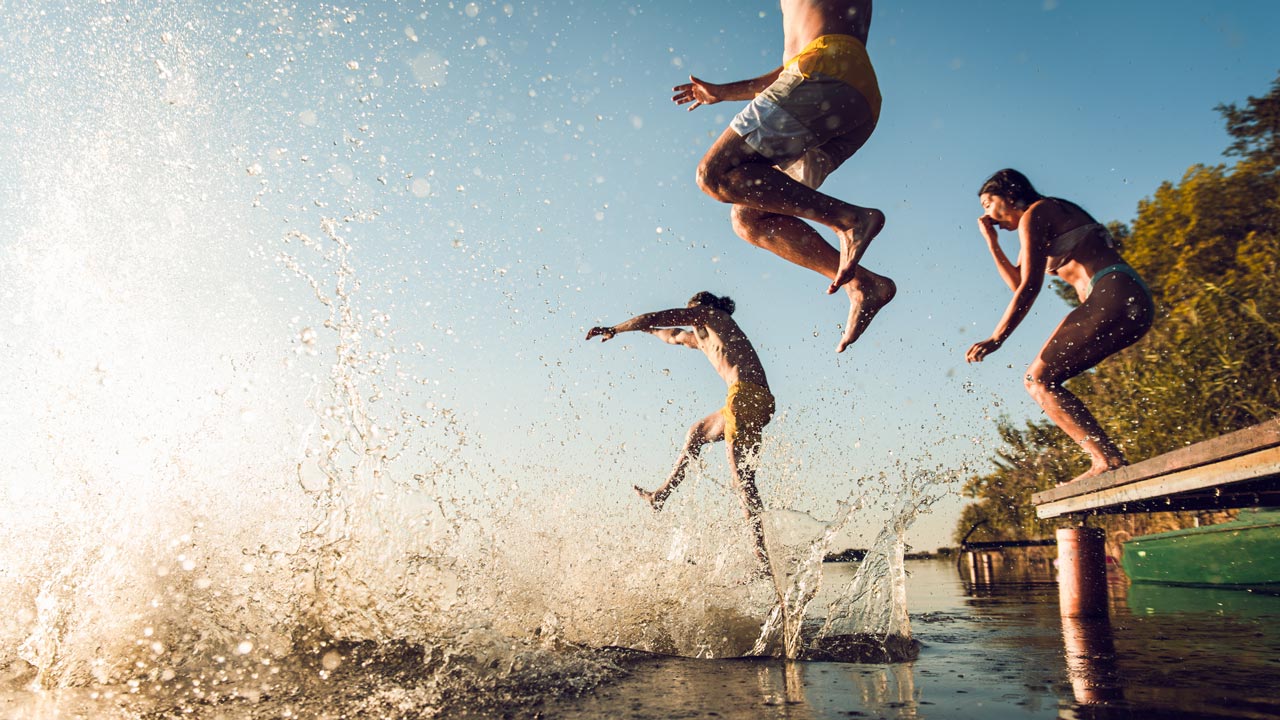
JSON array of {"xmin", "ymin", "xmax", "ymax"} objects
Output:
[{"xmin": 585, "ymin": 307, "xmax": 702, "ymax": 342}]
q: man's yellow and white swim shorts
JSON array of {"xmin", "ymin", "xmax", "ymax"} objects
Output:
[
  {"xmin": 722, "ymin": 381, "xmax": 776, "ymax": 444},
  {"xmin": 730, "ymin": 34, "xmax": 881, "ymax": 189}
]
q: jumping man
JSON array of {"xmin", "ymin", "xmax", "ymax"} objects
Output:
[{"xmin": 674, "ymin": 0, "xmax": 894, "ymax": 353}]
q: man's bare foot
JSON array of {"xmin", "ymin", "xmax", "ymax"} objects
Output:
[
  {"xmin": 634, "ymin": 485, "xmax": 664, "ymax": 511},
  {"xmin": 836, "ymin": 273, "xmax": 896, "ymax": 353},
  {"xmin": 827, "ymin": 208, "xmax": 885, "ymax": 294}
]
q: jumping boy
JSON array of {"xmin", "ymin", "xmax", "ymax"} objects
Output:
[{"xmin": 586, "ymin": 292, "xmax": 774, "ymax": 566}]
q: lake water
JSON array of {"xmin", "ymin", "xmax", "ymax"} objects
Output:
[
  {"xmin": 535, "ymin": 559, "xmax": 1280, "ymax": 720},
  {"xmin": 4, "ymin": 556, "xmax": 1279, "ymax": 718}
]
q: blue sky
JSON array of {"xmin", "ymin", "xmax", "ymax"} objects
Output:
[
  {"xmin": 3, "ymin": 0, "xmax": 1277, "ymax": 551},
  {"xmin": 365, "ymin": 0, "xmax": 1278, "ymax": 548}
]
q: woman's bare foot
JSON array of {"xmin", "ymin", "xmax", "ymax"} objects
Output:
[
  {"xmin": 828, "ymin": 208, "xmax": 885, "ymax": 294},
  {"xmin": 634, "ymin": 485, "xmax": 664, "ymax": 511},
  {"xmin": 1058, "ymin": 457, "xmax": 1127, "ymax": 486},
  {"xmin": 837, "ymin": 273, "xmax": 897, "ymax": 353}
]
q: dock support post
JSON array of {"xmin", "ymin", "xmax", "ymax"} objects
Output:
[{"xmin": 1056, "ymin": 526, "xmax": 1108, "ymax": 617}]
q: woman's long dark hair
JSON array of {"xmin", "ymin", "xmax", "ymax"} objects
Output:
[{"xmin": 979, "ymin": 168, "xmax": 1043, "ymax": 209}]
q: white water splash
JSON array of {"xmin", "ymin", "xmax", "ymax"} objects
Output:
[
  {"xmin": 749, "ymin": 469, "xmax": 951, "ymax": 660},
  {"xmin": 819, "ymin": 470, "xmax": 949, "ymax": 644},
  {"xmin": 0, "ymin": 3, "xmax": 959, "ymax": 716}
]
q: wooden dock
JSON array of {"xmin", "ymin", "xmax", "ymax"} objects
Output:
[{"xmin": 1033, "ymin": 418, "xmax": 1280, "ymax": 519}]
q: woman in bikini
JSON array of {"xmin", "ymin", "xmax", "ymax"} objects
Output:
[{"xmin": 966, "ymin": 169, "xmax": 1155, "ymax": 484}]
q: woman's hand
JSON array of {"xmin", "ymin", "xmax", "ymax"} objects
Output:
[
  {"xmin": 966, "ymin": 337, "xmax": 1003, "ymax": 363},
  {"xmin": 672, "ymin": 76, "xmax": 726, "ymax": 111},
  {"xmin": 977, "ymin": 215, "xmax": 1000, "ymax": 245},
  {"xmin": 586, "ymin": 326, "xmax": 617, "ymax": 342}
]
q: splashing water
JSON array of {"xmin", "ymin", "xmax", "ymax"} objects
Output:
[
  {"xmin": 0, "ymin": 2, "xmax": 958, "ymax": 716},
  {"xmin": 752, "ymin": 501, "xmax": 863, "ymax": 658},
  {"xmin": 749, "ymin": 468, "xmax": 947, "ymax": 661},
  {"xmin": 810, "ymin": 470, "xmax": 948, "ymax": 661}
]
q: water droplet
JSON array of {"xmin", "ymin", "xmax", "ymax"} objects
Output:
[{"xmin": 322, "ymin": 651, "xmax": 343, "ymax": 671}]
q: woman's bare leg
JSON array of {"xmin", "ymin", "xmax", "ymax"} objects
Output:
[{"xmin": 1025, "ymin": 273, "xmax": 1153, "ymax": 482}]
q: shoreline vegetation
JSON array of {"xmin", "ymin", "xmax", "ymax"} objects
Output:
[
  {"xmin": 952, "ymin": 72, "xmax": 1280, "ymax": 551},
  {"xmin": 824, "ymin": 548, "xmax": 958, "ymax": 563}
]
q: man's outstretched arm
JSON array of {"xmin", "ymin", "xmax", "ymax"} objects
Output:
[{"xmin": 672, "ymin": 67, "xmax": 783, "ymax": 110}]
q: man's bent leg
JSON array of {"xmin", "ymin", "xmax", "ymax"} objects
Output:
[
  {"xmin": 732, "ymin": 206, "xmax": 896, "ymax": 352},
  {"xmin": 699, "ymin": 128, "xmax": 883, "ymax": 294}
]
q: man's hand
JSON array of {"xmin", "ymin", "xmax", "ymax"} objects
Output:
[
  {"xmin": 977, "ymin": 215, "xmax": 1000, "ymax": 245},
  {"xmin": 966, "ymin": 337, "xmax": 1002, "ymax": 363},
  {"xmin": 586, "ymin": 326, "xmax": 617, "ymax": 342},
  {"xmin": 672, "ymin": 76, "xmax": 725, "ymax": 111}
]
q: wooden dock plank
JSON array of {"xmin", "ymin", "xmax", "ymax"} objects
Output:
[
  {"xmin": 1032, "ymin": 418, "xmax": 1280, "ymax": 518},
  {"xmin": 1036, "ymin": 444, "xmax": 1280, "ymax": 518}
]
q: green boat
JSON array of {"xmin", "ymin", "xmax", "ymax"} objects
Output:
[{"xmin": 1121, "ymin": 507, "xmax": 1280, "ymax": 592}]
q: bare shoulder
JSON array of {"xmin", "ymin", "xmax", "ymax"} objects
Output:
[
  {"xmin": 1048, "ymin": 197, "xmax": 1095, "ymax": 219},
  {"xmin": 687, "ymin": 303, "xmax": 722, "ymax": 325},
  {"xmin": 697, "ymin": 305, "xmax": 737, "ymax": 329},
  {"xmin": 710, "ymin": 312, "xmax": 758, "ymax": 349},
  {"xmin": 1021, "ymin": 199, "xmax": 1063, "ymax": 234}
]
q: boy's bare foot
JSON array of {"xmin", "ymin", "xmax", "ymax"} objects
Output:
[
  {"xmin": 828, "ymin": 208, "xmax": 885, "ymax": 294},
  {"xmin": 634, "ymin": 485, "xmax": 664, "ymax": 511},
  {"xmin": 836, "ymin": 273, "xmax": 896, "ymax": 353}
]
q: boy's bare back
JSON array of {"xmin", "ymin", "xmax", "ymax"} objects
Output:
[{"xmin": 686, "ymin": 307, "xmax": 770, "ymax": 390}]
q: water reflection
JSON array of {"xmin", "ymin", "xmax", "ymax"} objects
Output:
[
  {"xmin": 959, "ymin": 548, "xmax": 1057, "ymax": 591},
  {"xmin": 1125, "ymin": 582, "xmax": 1280, "ymax": 618},
  {"xmin": 957, "ymin": 551, "xmax": 1280, "ymax": 720},
  {"xmin": 1060, "ymin": 615, "xmax": 1123, "ymax": 706},
  {"xmin": 535, "ymin": 559, "xmax": 1280, "ymax": 720},
  {"xmin": 541, "ymin": 655, "xmax": 926, "ymax": 720},
  {"xmin": 958, "ymin": 548, "xmax": 1127, "ymax": 714},
  {"xmin": 778, "ymin": 659, "xmax": 921, "ymax": 719}
]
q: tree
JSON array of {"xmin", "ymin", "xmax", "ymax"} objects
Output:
[{"xmin": 1217, "ymin": 71, "xmax": 1280, "ymax": 169}]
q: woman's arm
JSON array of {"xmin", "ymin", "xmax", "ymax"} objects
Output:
[
  {"xmin": 967, "ymin": 215, "xmax": 1046, "ymax": 362},
  {"xmin": 979, "ymin": 216, "xmax": 1020, "ymax": 292}
]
